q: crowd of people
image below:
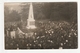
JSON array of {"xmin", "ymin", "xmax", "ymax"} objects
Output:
[{"xmin": 5, "ymin": 21, "xmax": 78, "ymax": 49}]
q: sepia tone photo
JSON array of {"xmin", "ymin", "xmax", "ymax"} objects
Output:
[{"xmin": 4, "ymin": 2, "xmax": 78, "ymax": 49}]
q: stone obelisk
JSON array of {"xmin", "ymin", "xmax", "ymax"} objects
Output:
[{"xmin": 26, "ymin": 3, "xmax": 36, "ymax": 29}]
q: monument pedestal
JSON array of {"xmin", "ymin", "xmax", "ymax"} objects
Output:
[{"xmin": 26, "ymin": 18, "xmax": 36, "ymax": 29}]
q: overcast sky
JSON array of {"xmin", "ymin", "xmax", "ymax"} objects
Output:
[
  {"xmin": 4, "ymin": 2, "xmax": 44, "ymax": 13},
  {"xmin": 4, "ymin": 2, "xmax": 29, "ymax": 12}
]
